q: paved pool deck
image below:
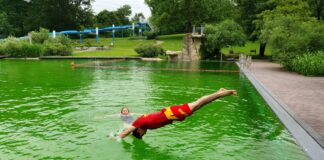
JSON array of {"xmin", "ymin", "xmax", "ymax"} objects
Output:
[{"xmin": 249, "ymin": 61, "xmax": 324, "ymax": 147}]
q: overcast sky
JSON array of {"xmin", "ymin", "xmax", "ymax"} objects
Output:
[{"xmin": 92, "ymin": 0, "xmax": 151, "ymax": 18}]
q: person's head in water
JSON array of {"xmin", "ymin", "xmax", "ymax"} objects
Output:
[
  {"xmin": 132, "ymin": 128, "xmax": 147, "ymax": 139},
  {"xmin": 121, "ymin": 107, "xmax": 130, "ymax": 116}
]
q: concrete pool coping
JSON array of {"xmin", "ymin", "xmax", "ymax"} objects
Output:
[{"xmin": 237, "ymin": 62, "xmax": 324, "ymax": 160}]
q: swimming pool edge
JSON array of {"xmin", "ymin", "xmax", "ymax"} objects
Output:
[{"xmin": 236, "ymin": 62, "xmax": 324, "ymax": 160}]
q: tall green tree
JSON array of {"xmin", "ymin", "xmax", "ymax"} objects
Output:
[
  {"xmin": 115, "ymin": 5, "xmax": 132, "ymax": 25},
  {"xmin": 257, "ymin": 0, "xmax": 318, "ymax": 68},
  {"xmin": 258, "ymin": 0, "xmax": 312, "ymax": 43},
  {"xmin": 234, "ymin": 0, "xmax": 271, "ymax": 57},
  {"xmin": 0, "ymin": 12, "xmax": 13, "ymax": 37},
  {"xmin": 96, "ymin": 10, "xmax": 119, "ymax": 27},
  {"xmin": 308, "ymin": 0, "xmax": 324, "ymax": 20},
  {"xmin": 145, "ymin": 0, "xmax": 237, "ymax": 34},
  {"xmin": 0, "ymin": 0, "xmax": 29, "ymax": 36},
  {"xmin": 235, "ymin": 0, "xmax": 268, "ymax": 40},
  {"xmin": 201, "ymin": 20, "xmax": 247, "ymax": 59},
  {"xmin": 131, "ymin": 13, "xmax": 145, "ymax": 23},
  {"xmin": 25, "ymin": 0, "xmax": 95, "ymax": 32},
  {"xmin": 252, "ymin": 0, "xmax": 277, "ymax": 57},
  {"xmin": 96, "ymin": 5, "xmax": 132, "ymax": 27}
]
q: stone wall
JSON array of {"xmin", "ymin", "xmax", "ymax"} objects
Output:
[
  {"xmin": 180, "ymin": 33, "xmax": 201, "ymax": 61},
  {"xmin": 166, "ymin": 33, "xmax": 203, "ymax": 61}
]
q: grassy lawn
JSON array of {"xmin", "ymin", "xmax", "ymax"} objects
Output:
[
  {"xmin": 157, "ymin": 34, "xmax": 185, "ymax": 51},
  {"xmin": 221, "ymin": 41, "xmax": 272, "ymax": 56},
  {"xmin": 72, "ymin": 34, "xmax": 271, "ymax": 58},
  {"xmin": 72, "ymin": 34, "xmax": 185, "ymax": 57},
  {"xmin": 72, "ymin": 37, "xmax": 155, "ymax": 57}
]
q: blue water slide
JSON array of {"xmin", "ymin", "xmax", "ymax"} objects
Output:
[{"xmin": 56, "ymin": 24, "xmax": 142, "ymax": 35}]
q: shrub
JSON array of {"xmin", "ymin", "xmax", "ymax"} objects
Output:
[
  {"xmin": 2, "ymin": 37, "xmax": 22, "ymax": 57},
  {"xmin": 44, "ymin": 43, "xmax": 72, "ymax": 56},
  {"xmin": 85, "ymin": 41, "xmax": 92, "ymax": 48},
  {"xmin": 30, "ymin": 28, "xmax": 50, "ymax": 44},
  {"xmin": 0, "ymin": 43, "xmax": 4, "ymax": 56},
  {"xmin": 290, "ymin": 52, "xmax": 324, "ymax": 76},
  {"xmin": 0, "ymin": 37, "xmax": 45, "ymax": 57},
  {"xmin": 135, "ymin": 44, "xmax": 164, "ymax": 57},
  {"xmin": 308, "ymin": 23, "xmax": 324, "ymax": 52},
  {"xmin": 21, "ymin": 43, "xmax": 44, "ymax": 57},
  {"xmin": 43, "ymin": 35, "xmax": 73, "ymax": 56},
  {"xmin": 56, "ymin": 35, "xmax": 72, "ymax": 48},
  {"xmin": 0, "ymin": 31, "xmax": 73, "ymax": 57},
  {"xmin": 144, "ymin": 31, "xmax": 158, "ymax": 40}
]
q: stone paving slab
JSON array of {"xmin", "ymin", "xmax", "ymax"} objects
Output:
[{"xmin": 250, "ymin": 61, "xmax": 324, "ymax": 148}]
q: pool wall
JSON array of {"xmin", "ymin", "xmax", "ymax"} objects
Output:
[{"xmin": 237, "ymin": 62, "xmax": 324, "ymax": 160}]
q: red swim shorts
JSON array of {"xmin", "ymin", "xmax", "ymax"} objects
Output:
[{"xmin": 162, "ymin": 103, "xmax": 192, "ymax": 121}]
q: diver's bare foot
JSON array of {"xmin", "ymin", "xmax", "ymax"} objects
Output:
[
  {"xmin": 218, "ymin": 89, "xmax": 237, "ymax": 97},
  {"xmin": 219, "ymin": 88, "xmax": 226, "ymax": 92},
  {"xmin": 216, "ymin": 88, "xmax": 226, "ymax": 94}
]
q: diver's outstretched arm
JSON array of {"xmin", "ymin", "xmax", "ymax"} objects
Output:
[{"xmin": 119, "ymin": 126, "xmax": 136, "ymax": 139}]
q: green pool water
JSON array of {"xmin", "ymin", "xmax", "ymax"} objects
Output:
[{"xmin": 0, "ymin": 60, "xmax": 308, "ymax": 160}]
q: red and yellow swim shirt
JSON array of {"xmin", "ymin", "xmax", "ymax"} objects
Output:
[{"xmin": 132, "ymin": 103, "xmax": 192, "ymax": 129}]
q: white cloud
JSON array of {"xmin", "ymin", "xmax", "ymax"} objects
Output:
[{"xmin": 92, "ymin": 0, "xmax": 151, "ymax": 18}]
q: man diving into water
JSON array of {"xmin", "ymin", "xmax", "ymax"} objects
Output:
[{"xmin": 119, "ymin": 88, "xmax": 237, "ymax": 139}]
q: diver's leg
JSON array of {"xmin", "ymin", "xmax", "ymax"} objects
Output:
[{"xmin": 188, "ymin": 88, "xmax": 236, "ymax": 112}]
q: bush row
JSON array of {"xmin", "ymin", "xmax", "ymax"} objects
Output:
[
  {"xmin": 0, "ymin": 34, "xmax": 73, "ymax": 57},
  {"xmin": 134, "ymin": 44, "xmax": 165, "ymax": 57},
  {"xmin": 290, "ymin": 52, "xmax": 324, "ymax": 76},
  {"xmin": 0, "ymin": 37, "xmax": 44, "ymax": 57},
  {"xmin": 144, "ymin": 31, "xmax": 158, "ymax": 40}
]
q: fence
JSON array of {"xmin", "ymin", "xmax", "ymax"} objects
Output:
[{"xmin": 239, "ymin": 54, "xmax": 252, "ymax": 69}]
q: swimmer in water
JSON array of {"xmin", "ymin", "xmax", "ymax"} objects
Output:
[
  {"xmin": 119, "ymin": 88, "xmax": 237, "ymax": 139},
  {"xmin": 120, "ymin": 107, "xmax": 136, "ymax": 128}
]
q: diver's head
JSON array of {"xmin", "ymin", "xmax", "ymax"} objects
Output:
[
  {"xmin": 132, "ymin": 128, "xmax": 147, "ymax": 139},
  {"xmin": 121, "ymin": 107, "xmax": 130, "ymax": 115}
]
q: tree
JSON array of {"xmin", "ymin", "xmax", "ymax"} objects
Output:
[
  {"xmin": 235, "ymin": 0, "xmax": 269, "ymax": 40},
  {"xmin": 132, "ymin": 13, "xmax": 145, "ymax": 23},
  {"xmin": 0, "ymin": 12, "xmax": 13, "ymax": 37},
  {"xmin": 201, "ymin": 20, "xmax": 247, "ymax": 59},
  {"xmin": 115, "ymin": 5, "xmax": 132, "ymax": 25},
  {"xmin": 258, "ymin": 0, "xmax": 313, "ymax": 44},
  {"xmin": 145, "ymin": 0, "xmax": 237, "ymax": 34},
  {"xmin": 308, "ymin": 0, "xmax": 324, "ymax": 20},
  {"xmin": 96, "ymin": 5, "xmax": 132, "ymax": 27},
  {"xmin": 257, "ymin": 0, "xmax": 322, "ymax": 69},
  {"xmin": 25, "ymin": 0, "xmax": 95, "ymax": 32},
  {"xmin": 234, "ymin": 0, "xmax": 272, "ymax": 57},
  {"xmin": 0, "ymin": 0, "xmax": 29, "ymax": 36},
  {"xmin": 96, "ymin": 10, "xmax": 119, "ymax": 27},
  {"xmin": 251, "ymin": 0, "xmax": 278, "ymax": 57}
]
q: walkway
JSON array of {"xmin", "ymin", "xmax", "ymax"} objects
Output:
[{"xmin": 250, "ymin": 60, "xmax": 324, "ymax": 147}]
